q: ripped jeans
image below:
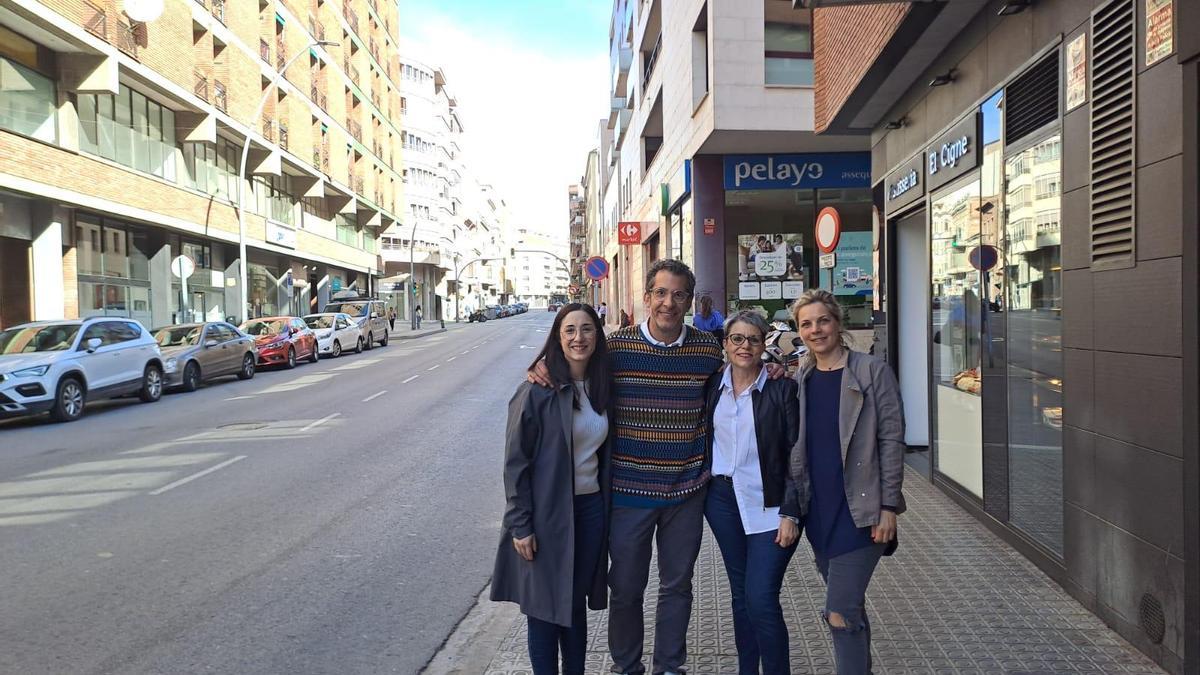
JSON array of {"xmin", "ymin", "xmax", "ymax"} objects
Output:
[{"xmin": 813, "ymin": 543, "xmax": 886, "ymax": 675}]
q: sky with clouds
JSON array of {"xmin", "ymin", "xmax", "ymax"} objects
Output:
[{"xmin": 400, "ymin": 0, "xmax": 611, "ymax": 240}]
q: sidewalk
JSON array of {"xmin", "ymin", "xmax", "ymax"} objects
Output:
[
  {"xmin": 388, "ymin": 319, "xmax": 470, "ymax": 340},
  {"xmin": 448, "ymin": 466, "xmax": 1165, "ymax": 675}
]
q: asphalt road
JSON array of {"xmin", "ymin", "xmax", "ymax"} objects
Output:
[{"xmin": 0, "ymin": 313, "xmax": 553, "ymax": 675}]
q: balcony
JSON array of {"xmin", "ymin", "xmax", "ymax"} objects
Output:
[
  {"xmin": 211, "ymin": 0, "xmax": 226, "ymax": 24},
  {"xmin": 343, "ymin": 4, "xmax": 359, "ymax": 35},
  {"xmin": 372, "ymin": 140, "xmax": 384, "ymax": 158},
  {"xmin": 83, "ymin": 1, "xmax": 107, "ymax": 40},
  {"xmin": 641, "ymin": 33, "xmax": 661, "ymax": 92},
  {"xmin": 368, "ymin": 38, "xmax": 379, "ymax": 64},
  {"xmin": 262, "ymin": 119, "xmax": 275, "ymax": 142},
  {"xmin": 308, "ymin": 14, "xmax": 325, "ymax": 40},
  {"xmin": 610, "ymin": 34, "xmax": 633, "ymax": 100},
  {"xmin": 352, "ymin": 175, "xmax": 365, "ymax": 195},
  {"xmin": 310, "ymin": 83, "xmax": 327, "ymax": 110},
  {"xmin": 116, "ymin": 22, "xmax": 139, "ymax": 59},
  {"xmin": 275, "ymin": 38, "xmax": 286, "ymax": 70},
  {"xmin": 347, "ymin": 118, "xmax": 362, "ymax": 142},
  {"xmin": 260, "ymin": 39, "xmax": 270, "ymax": 64},
  {"xmin": 278, "ymin": 123, "xmax": 289, "ymax": 151},
  {"xmin": 313, "ymin": 145, "xmax": 330, "ymax": 173},
  {"xmin": 214, "ymin": 80, "xmax": 227, "ymax": 112},
  {"xmin": 343, "ymin": 57, "xmax": 359, "ymax": 84},
  {"xmin": 194, "ymin": 71, "xmax": 209, "ymax": 102}
]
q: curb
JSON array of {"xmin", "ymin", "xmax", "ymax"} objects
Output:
[
  {"xmin": 394, "ymin": 328, "xmax": 447, "ymax": 340},
  {"xmin": 421, "ymin": 583, "xmax": 519, "ymax": 675}
]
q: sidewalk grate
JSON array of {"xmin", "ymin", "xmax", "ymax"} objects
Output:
[{"xmin": 483, "ymin": 467, "xmax": 1165, "ymax": 674}]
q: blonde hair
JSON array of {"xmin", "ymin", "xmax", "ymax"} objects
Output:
[{"xmin": 790, "ymin": 289, "xmax": 852, "ymax": 366}]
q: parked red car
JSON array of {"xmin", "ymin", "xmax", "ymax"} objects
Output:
[{"xmin": 239, "ymin": 316, "xmax": 319, "ymax": 369}]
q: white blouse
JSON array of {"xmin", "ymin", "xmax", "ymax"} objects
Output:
[{"xmin": 572, "ymin": 381, "xmax": 607, "ymax": 495}]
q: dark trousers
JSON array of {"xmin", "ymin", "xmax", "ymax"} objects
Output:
[
  {"xmin": 813, "ymin": 542, "xmax": 886, "ymax": 675},
  {"xmin": 607, "ymin": 489, "xmax": 706, "ymax": 674},
  {"xmin": 527, "ymin": 492, "xmax": 606, "ymax": 675},
  {"xmin": 704, "ymin": 478, "xmax": 797, "ymax": 675},
  {"xmin": 388, "ymin": 318, "xmax": 395, "ymax": 330}
]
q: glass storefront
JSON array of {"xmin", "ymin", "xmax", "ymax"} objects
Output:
[
  {"xmin": 1003, "ymin": 132, "xmax": 1064, "ymax": 555},
  {"xmin": 724, "ymin": 187, "xmax": 873, "ymax": 327},
  {"xmin": 75, "ymin": 214, "xmax": 154, "ymax": 326}
]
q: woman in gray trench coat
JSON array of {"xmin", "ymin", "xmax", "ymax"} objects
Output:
[{"xmin": 491, "ymin": 303, "xmax": 612, "ymax": 675}]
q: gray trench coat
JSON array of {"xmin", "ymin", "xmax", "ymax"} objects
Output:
[
  {"xmin": 490, "ymin": 381, "xmax": 612, "ymax": 627},
  {"xmin": 790, "ymin": 350, "xmax": 907, "ymax": 529}
]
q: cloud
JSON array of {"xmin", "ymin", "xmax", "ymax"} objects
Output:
[{"xmin": 403, "ymin": 12, "xmax": 609, "ymax": 241}]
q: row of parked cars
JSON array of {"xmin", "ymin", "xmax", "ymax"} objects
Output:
[
  {"xmin": 467, "ymin": 302, "xmax": 529, "ymax": 322},
  {"xmin": 0, "ymin": 297, "xmax": 392, "ymax": 424}
]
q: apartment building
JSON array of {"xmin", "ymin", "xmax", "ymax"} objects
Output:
[
  {"xmin": 513, "ymin": 226, "xmax": 569, "ymax": 308},
  {"xmin": 0, "ymin": 0, "xmax": 409, "ymax": 328},
  {"xmin": 567, "ymin": 182, "xmax": 585, "ymax": 295},
  {"xmin": 595, "ymin": 0, "xmax": 869, "ymax": 328},
  {"xmin": 378, "ymin": 54, "xmax": 515, "ymax": 322},
  {"xmin": 811, "ymin": 1, "xmax": 1200, "ymax": 671}
]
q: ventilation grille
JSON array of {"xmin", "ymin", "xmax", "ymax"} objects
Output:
[
  {"xmin": 1089, "ymin": 0, "xmax": 1136, "ymax": 269},
  {"xmin": 1006, "ymin": 51, "xmax": 1060, "ymax": 144}
]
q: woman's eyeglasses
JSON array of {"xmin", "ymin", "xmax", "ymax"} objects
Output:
[
  {"xmin": 726, "ymin": 334, "xmax": 764, "ymax": 347},
  {"xmin": 561, "ymin": 326, "xmax": 597, "ymax": 339}
]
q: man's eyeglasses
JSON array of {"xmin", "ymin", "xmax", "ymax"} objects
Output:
[
  {"xmin": 726, "ymin": 334, "xmax": 764, "ymax": 347},
  {"xmin": 649, "ymin": 288, "xmax": 692, "ymax": 304},
  {"xmin": 561, "ymin": 326, "xmax": 597, "ymax": 339}
]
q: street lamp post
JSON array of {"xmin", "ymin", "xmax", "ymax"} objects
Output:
[
  {"xmin": 236, "ymin": 39, "xmax": 337, "ymax": 324},
  {"xmin": 452, "ymin": 256, "xmax": 503, "ymax": 323}
]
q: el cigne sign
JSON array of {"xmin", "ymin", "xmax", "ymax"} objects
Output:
[
  {"xmin": 723, "ymin": 153, "xmax": 870, "ymax": 190},
  {"xmin": 883, "ymin": 112, "xmax": 980, "ymax": 214}
]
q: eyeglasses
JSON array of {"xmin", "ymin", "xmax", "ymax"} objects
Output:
[
  {"xmin": 561, "ymin": 325, "xmax": 597, "ymax": 339},
  {"xmin": 649, "ymin": 287, "xmax": 692, "ymax": 304},
  {"xmin": 726, "ymin": 334, "xmax": 764, "ymax": 347}
]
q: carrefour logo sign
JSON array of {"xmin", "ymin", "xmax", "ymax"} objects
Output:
[{"xmin": 723, "ymin": 153, "xmax": 871, "ymax": 191}]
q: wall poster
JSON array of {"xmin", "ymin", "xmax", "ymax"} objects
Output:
[
  {"xmin": 832, "ymin": 231, "xmax": 873, "ymax": 296},
  {"xmin": 736, "ymin": 233, "xmax": 805, "ymax": 282},
  {"xmin": 1145, "ymin": 0, "xmax": 1173, "ymax": 66},
  {"xmin": 1066, "ymin": 33, "xmax": 1087, "ymax": 111}
]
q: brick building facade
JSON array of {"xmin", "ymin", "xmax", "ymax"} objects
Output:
[{"xmin": 0, "ymin": 0, "xmax": 405, "ymax": 328}]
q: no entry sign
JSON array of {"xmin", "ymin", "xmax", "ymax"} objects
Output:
[{"xmin": 585, "ymin": 256, "xmax": 609, "ymax": 281}]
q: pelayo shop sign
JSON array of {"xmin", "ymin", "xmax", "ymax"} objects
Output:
[{"xmin": 724, "ymin": 153, "xmax": 870, "ymax": 191}]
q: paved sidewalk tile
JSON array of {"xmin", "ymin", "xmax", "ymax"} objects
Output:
[{"xmin": 484, "ymin": 467, "xmax": 1164, "ymax": 674}]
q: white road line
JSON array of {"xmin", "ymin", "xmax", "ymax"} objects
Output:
[
  {"xmin": 224, "ymin": 395, "xmax": 254, "ymax": 401},
  {"xmin": 446, "ymin": 357, "xmax": 456, "ymax": 362},
  {"xmin": 402, "ymin": 375, "xmax": 419, "ymax": 384},
  {"xmin": 461, "ymin": 351, "xmax": 470, "ymax": 355},
  {"xmin": 149, "ymin": 456, "xmax": 247, "ymax": 496},
  {"xmin": 362, "ymin": 390, "xmax": 387, "ymax": 402},
  {"xmin": 301, "ymin": 412, "xmax": 340, "ymax": 432},
  {"xmin": 427, "ymin": 364, "xmax": 440, "ymax": 371}
]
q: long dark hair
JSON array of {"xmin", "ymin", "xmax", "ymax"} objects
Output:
[{"xmin": 529, "ymin": 303, "xmax": 610, "ymax": 414}]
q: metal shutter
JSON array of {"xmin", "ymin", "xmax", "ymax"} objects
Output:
[
  {"xmin": 1005, "ymin": 51, "xmax": 1060, "ymax": 145},
  {"xmin": 1089, "ymin": 0, "xmax": 1136, "ymax": 269}
]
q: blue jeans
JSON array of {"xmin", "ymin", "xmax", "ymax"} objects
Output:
[
  {"xmin": 704, "ymin": 478, "xmax": 797, "ymax": 675},
  {"xmin": 813, "ymin": 542, "xmax": 886, "ymax": 675},
  {"xmin": 527, "ymin": 492, "xmax": 605, "ymax": 675}
]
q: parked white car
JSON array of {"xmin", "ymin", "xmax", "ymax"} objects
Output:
[
  {"xmin": 303, "ymin": 313, "xmax": 364, "ymax": 358},
  {"xmin": 0, "ymin": 318, "xmax": 165, "ymax": 422}
]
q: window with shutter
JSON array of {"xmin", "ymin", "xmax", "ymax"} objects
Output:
[{"xmin": 1089, "ymin": 0, "xmax": 1136, "ymax": 269}]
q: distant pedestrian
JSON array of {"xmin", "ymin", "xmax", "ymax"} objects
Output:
[
  {"xmin": 618, "ymin": 309, "xmax": 632, "ymax": 328},
  {"xmin": 704, "ymin": 310, "xmax": 801, "ymax": 675},
  {"xmin": 597, "ymin": 302, "xmax": 608, "ymax": 324},
  {"xmin": 491, "ymin": 303, "xmax": 612, "ymax": 675},
  {"xmin": 790, "ymin": 289, "xmax": 905, "ymax": 675},
  {"xmin": 415, "ymin": 304, "xmax": 423, "ymax": 330},
  {"xmin": 387, "ymin": 307, "xmax": 396, "ymax": 331},
  {"xmin": 692, "ymin": 295, "xmax": 726, "ymax": 342}
]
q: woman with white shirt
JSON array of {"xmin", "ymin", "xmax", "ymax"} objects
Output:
[
  {"xmin": 704, "ymin": 310, "xmax": 803, "ymax": 675},
  {"xmin": 491, "ymin": 303, "xmax": 612, "ymax": 675}
]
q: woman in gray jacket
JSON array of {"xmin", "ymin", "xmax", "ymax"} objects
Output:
[
  {"xmin": 491, "ymin": 303, "xmax": 612, "ymax": 675},
  {"xmin": 790, "ymin": 289, "xmax": 906, "ymax": 675}
]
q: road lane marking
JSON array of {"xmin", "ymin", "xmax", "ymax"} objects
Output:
[
  {"xmin": 362, "ymin": 390, "xmax": 387, "ymax": 402},
  {"xmin": 301, "ymin": 412, "xmax": 340, "ymax": 432},
  {"xmin": 446, "ymin": 357, "xmax": 456, "ymax": 362},
  {"xmin": 461, "ymin": 351, "xmax": 469, "ymax": 355},
  {"xmin": 149, "ymin": 456, "xmax": 247, "ymax": 496},
  {"xmin": 402, "ymin": 375, "xmax": 419, "ymax": 383},
  {"xmin": 224, "ymin": 395, "xmax": 254, "ymax": 401},
  {"xmin": 427, "ymin": 364, "xmax": 439, "ymax": 371}
]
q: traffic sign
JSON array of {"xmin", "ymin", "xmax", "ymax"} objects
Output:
[
  {"xmin": 815, "ymin": 207, "xmax": 841, "ymax": 253},
  {"xmin": 968, "ymin": 245, "xmax": 999, "ymax": 271},
  {"xmin": 819, "ymin": 253, "xmax": 837, "ymax": 269},
  {"xmin": 170, "ymin": 255, "xmax": 195, "ymax": 279},
  {"xmin": 618, "ymin": 221, "xmax": 642, "ymax": 245},
  {"xmin": 585, "ymin": 256, "xmax": 609, "ymax": 281},
  {"xmin": 569, "ymin": 284, "xmax": 581, "ymax": 295}
]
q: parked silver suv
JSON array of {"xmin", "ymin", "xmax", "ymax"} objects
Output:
[
  {"xmin": 0, "ymin": 318, "xmax": 165, "ymax": 422},
  {"xmin": 322, "ymin": 295, "xmax": 390, "ymax": 349}
]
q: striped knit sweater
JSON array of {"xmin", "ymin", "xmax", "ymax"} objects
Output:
[{"xmin": 608, "ymin": 325, "xmax": 724, "ymax": 508}]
